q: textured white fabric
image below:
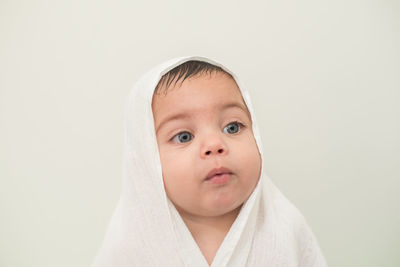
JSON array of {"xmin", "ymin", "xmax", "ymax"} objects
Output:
[{"xmin": 92, "ymin": 56, "xmax": 328, "ymax": 267}]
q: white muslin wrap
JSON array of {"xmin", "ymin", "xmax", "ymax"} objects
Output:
[{"xmin": 92, "ymin": 56, "xmax": 328, "ymax": 267}]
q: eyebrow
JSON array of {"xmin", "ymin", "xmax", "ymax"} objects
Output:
[{"xmin": 155, "ymin": 101, "xmax": 250, "ymax": 134}]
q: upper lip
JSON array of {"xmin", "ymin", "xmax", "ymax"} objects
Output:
[{"xmin": 205, "ymin": 167, "xmax": 233, "ymax": 180}]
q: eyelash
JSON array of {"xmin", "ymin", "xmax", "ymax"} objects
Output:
[{"xmin": 169, "ymin": 121, "xmax": 246, "ymax": 144}]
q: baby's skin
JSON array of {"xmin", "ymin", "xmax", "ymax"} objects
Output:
[{"xmin": 152, "ymin": 72, "xmax": 261, "ymax": 264}]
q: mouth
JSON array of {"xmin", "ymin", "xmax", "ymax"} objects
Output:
[{"xmin": 205, "ymin": 167, "xmax": 233, "ymax": 185}]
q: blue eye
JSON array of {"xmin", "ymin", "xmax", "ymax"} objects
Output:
[
  {"xmin": 223, "ymin": 122, "xmax": 241, "ymax": 134},
  {"xmin": 172, "ymin": 131, "xmax": 193, "ymax": 143}
]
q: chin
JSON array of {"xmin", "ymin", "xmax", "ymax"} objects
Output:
[{"xmin": 205, "ymin": 198, "xmax": 244, "ymax": 217}]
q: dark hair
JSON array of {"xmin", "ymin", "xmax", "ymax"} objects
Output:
[{"xmin": 154, "ymin": 60, "xmax": 233, "ymax": 94}]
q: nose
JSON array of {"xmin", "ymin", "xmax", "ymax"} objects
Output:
[{"xmin": 200, "ymin": 134, "xmax": 228, "ymax": 158}]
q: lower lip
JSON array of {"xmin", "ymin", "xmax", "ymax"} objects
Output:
[{"xmin": 205, "ymin": 173, "xmax": 231, "ymax": 185}]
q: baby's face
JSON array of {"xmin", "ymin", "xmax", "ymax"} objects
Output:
[{"xmin": 152, "ymin": 72, "xmax": 261, "ymax": 218}]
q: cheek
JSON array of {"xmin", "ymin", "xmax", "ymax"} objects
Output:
[
  {"xmin": 159, "ymin": 151, "xmax": 200, "ymax": 207},
  {"xmin": 236, "ymin": 139, "xmax": 261, "ymax": 178},
  {"xmin": 236, "ymin": 134, "xmax": 259, "ymax": 156},
  {"xmin": 158, "ymin": 147, "xmax": 194, "ymax": 189}
]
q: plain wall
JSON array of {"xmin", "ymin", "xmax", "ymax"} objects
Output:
[{"xmin": 1, "ymin": 0, "xmax": 399, "ymax": 266}]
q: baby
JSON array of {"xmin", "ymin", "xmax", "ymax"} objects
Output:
[
  {"xmin": 93, "ymin": 56, "xmax": 327, "ymax": 267},
  {"xmin": 152, "ymin": 61, "xmax": 261, "ymax": 264}
]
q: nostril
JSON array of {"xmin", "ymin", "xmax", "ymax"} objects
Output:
[{"xmin": 204, "ymin": 148, "xmax": 224, "ymax": 156}]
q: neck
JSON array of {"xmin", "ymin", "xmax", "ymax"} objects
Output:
[
  {"xmin": 178, "ymin": 206, "xmax": 241, "ymax": 233},
  {"xmin": 176, "ymin": 205, "xmax": 242, "ymax": 265}
]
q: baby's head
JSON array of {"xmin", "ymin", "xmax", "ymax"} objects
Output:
[{"xmin": 152, "ymin": 60, "xmax": 261, "ymax": 219}]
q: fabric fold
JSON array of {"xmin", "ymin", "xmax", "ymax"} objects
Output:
[{"xmin": 92, "ymin": 56, "xmax": 327, "ymax": 267}]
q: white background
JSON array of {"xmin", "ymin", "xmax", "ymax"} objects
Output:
[{"xmin": 1, "ymin": 0, "xmax": 399, "ymax": 266}]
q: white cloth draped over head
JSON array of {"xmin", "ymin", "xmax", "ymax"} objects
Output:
[{"xmin": 92, "ymin": 56, "xmax": 327, "ymax": 267}]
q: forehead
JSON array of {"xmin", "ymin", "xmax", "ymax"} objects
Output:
[
  {"xmin": 152, "ymin": 72, "xmax": 248, "ymax": 117},
  {"xmin": 152, "ymin": 72, "xmax": 251, "ymax": 132}
]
